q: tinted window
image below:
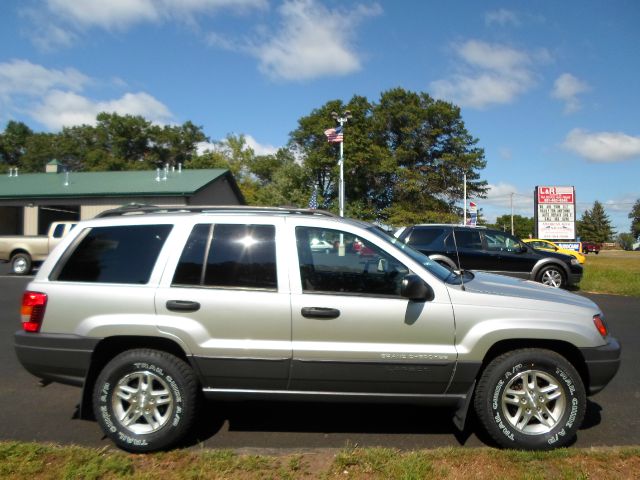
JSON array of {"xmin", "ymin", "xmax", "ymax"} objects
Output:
[
  {"xmin": 172, "ymin": 224, "xmax": 210, "ymax": 285},
  {"xmin": 173, "ymin": 224, "xmax": 277, "ymax": 290},
  {"xmin": 296, "ymin": 226, "xmax": 410, "ymax": 297},
  {"xmin": 52, "ymin": 224, "xmax": 65, "ymax": 238},
  {"xmin": 56, "ymin": 225, "xmax": 172, "ymax": 284},
  {"xmin": 453, "ymin": 229, "xmax": 482, "ymax": 249},
  {"xmin": 407, "ymin": 227, "xmax": 444, "ymax": 246},
  {"xmin": 484, "ymin": 231, "xmax": 524, "ymax": 252}
]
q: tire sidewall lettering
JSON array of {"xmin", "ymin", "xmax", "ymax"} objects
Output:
[
  {"xmin": 96, "ymin": 361, "xmax": 185, "ymax": 448},
  {"xmin": 489, "ymin": 361, "xmax": 578, "ymax": 444}
]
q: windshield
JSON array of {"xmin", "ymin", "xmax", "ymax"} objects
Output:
[{"xmin": 366, "ymin": 226, "xmax": 455, "ymax": 282}]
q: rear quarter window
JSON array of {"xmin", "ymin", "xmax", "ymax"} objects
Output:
[{"xmin": 53, "ymin": 224, "xmax": 173, "ymax": 284}]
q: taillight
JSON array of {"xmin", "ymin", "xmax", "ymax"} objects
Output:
[
  {"xmin": 21, "ymin": 291, "xmax": 47, "ymax": 333},
  {"xmin": 593, "ymin": 314, "xmax": 608, "ymax": 337}
]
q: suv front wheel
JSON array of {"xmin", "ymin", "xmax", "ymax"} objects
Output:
[
  {"xmin": 537, "ymin": 265, "xmax": 566, "ymax": 288},
  {"xmin": 474, "ymin": 349, "xmax": 586, "ymax": 450},
  {"xmin": 92, "ymin": 349, "xmax": 198, "ymax": 452}
]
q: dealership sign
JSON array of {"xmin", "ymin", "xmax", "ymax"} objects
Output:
[{"xmin": 535, "ymin": 186, "xmax": 576, "ymax": 240}]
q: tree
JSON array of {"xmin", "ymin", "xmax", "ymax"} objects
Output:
[
  {"xmin": 0, "ymin": 121, "xmax": 33, "ymax": 167},
  {"xmin": 490, "ymin": 215, "xmax": 535, "ymax": 239},
  {"xmin": 617, "ymin": 232, "xmax": 635, "ymax": 250},
  {"xmin": 289, "ymin": 88, "xmax": 487, "ymax": 224},
  {"xmin": 577, "ymin": 201, "xmax": 615, "ymax": 243},
  {"xmin": 629, "ymin": 199, "xmax": 640, "ymax": 239}
]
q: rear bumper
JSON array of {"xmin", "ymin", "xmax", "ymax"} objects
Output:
[
  {"xmin": 580, "ymin": 337, "xmax": 621, "ymax": 395},
  {"xmin": 14, "ymin": 331, "xmax": 100, "ymax": 387}
]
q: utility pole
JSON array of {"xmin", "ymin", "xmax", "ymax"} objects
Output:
[{"xmin": 510, "ymin": 192, "xmax": 515, "ymax": 235}]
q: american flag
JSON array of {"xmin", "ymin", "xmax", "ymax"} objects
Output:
[
  {"xmin": 308, "ymin": 186, "xmax": 318, "ymax": 209},
  {"xmin": 324, "ymin": 126, "xmax": 343, "ymax": 143}
]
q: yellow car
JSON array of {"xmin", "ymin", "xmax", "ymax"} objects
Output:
[{"xmin": 523, "ymin": 239, "xmax": 586, "ymax": 264}]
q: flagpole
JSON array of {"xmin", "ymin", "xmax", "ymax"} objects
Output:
[
  {"xmin": 463, "ymin": 173, "xmax": 467, "ymax": 225},
  {"xmin": 339, "ymin": 133, "xmax": 344, "ymax": 218},
  {"xmin": 331, "ymin": 110, "xmax": 351, "ymax": 218}
]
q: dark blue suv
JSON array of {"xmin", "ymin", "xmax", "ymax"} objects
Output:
[{"xmin": 396, "ymin": 224, "xmax": 583, "ymax": 288}]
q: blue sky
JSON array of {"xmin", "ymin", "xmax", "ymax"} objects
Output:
[{"xmin": 1, "ymin": 0, "xmax": 639, "ymax": 234}]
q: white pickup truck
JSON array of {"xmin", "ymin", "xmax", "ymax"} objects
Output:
[{"xmin": 0, "ymin": 221, "xmax": 77, "ymax": 275}]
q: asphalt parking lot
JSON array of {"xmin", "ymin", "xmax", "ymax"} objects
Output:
[{"xmin": 1, "ymin": 265, "xmax": 638, "ymax": 451}]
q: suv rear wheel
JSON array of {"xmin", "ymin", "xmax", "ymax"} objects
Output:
[
  {"xmin": 92, "ymin": 349, "xmax": 198, "ymax": 452},
  {"xmin": 474, "ymin": 349, "xmax": 586, "ymax": 450}
]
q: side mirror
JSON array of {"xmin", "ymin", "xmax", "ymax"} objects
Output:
[
  {"xmin": 377, "ymin": 258, "xmax": 387, "ymax": 272},
  {"xmin": 401, "ymin": 274, "xmax": 434, "ymax": 302}
]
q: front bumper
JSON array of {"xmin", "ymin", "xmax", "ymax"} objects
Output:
[
  {"xmin": 14, "ymin": 331, "xmax": 100, "ymax": 387},
  {"xmin": 580, "ymin": 337, "xmax": 621, "ymax": 395}
]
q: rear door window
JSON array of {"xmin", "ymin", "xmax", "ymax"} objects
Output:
[
  {"xmin": 453, "ymin": 229, "xmax": 483, "ymax": 250},
  {"xmin": 173, "ymin": 223, "xmax": 277, "ymax": 290},
  {"xmin": 407, "ymin": 227, "xmax": 445, "ymax": 247}
]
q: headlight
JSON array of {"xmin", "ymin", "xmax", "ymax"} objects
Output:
[{"xmin": 570, "ymin": 258, "xmax": 579, "ymax": 265}]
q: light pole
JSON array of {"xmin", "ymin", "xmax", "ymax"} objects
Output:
[{"xmin": 331, "ymin": 110, "xmax": 351, "ymax": 217}]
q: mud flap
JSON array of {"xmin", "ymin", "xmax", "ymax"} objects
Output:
[{"xmin": 452, "ymin": 380, "xmax": 475, "ymax": 431}]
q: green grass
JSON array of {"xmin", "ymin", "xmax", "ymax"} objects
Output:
[
  {"xmin": 1, "ymin": 442, "xmax": 639, "ymax": 479},
  {"xmin": 578, "ymin": 250, "xmax": 640, "ymax": 297}
]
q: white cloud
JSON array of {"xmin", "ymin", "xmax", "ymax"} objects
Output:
[
  {"xmin": 485, "ymin": 9, "xmax": 520, "ymax": 27},
  {"xmin": 45, "ymin": 0, "xmax": 268, "ymax": 29},
  {"xmin": 430, "ymin": 40, "xmax": 546, "ymax": 109},
  {"xmin": 253, "ymin": 0, "xmax": 382, "ymax": 81},
  {"xmin": 0, "ymin": 59, "xmax": 173, "ymax": 130},
  {"xmin": 25, "ymin": 0, "xmax": 267, "ymax": 49},
  {"xmin": 563, "ymin": 128, "xmax": 640, "ymax": 163},
  {"xmin": 198, "ymin": 135, "xmax": 279, "ymax": 156},
  {"xmin": 0, "ymin": 59, "xmax": 89, "ymax": 99},
  {"xmin": 471, "ymin": 182, "xmax": 534, "ymax": 223},
  {"xmin": 244, "ymin": 135, "xmax": 279, "ymax": 155},
  {"xmin": 31, "ymin": 90, "xmax": 173, "ymax": 130},
  {"xmin": 552, "ymin": 73, "xmax": 590, "ymax": 114}
]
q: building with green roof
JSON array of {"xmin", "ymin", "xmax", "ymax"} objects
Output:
[{"xmin": 0, "ymin": 167, "xmax": 244, "ymax": 235}]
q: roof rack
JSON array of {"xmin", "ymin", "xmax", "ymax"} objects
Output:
[{"xmin": 95, "ymin": 204, "xmax": 340, "ymax": 218}]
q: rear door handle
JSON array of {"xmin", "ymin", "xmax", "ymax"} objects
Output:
[
  {"xmin": 166, "ymin": 300, "xmax": 201, "ymax": 312},
  {"xmin": 301, "ymin": 307, "xmax": 340, "ymax": 319}
]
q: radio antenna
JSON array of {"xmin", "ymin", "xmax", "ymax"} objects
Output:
[{"xmin": 451, "ymin": 228, "xmax": 465, "ymax": 291}]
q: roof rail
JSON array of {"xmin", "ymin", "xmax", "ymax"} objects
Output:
[{"xmin": 95, "ymin": 204, "xmax": 340, "ymax": 218}]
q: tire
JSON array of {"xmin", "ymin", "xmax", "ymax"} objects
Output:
[
  {"xmin": 92, "ymin": 349, "xmax": 198, "ymax": 452},
  {"xmin": 537, "ymin": 265, "xmax": 565, "ymax": 288},
  {"xmin": 11, "ymin": 253, "xmax": 32, "ymax": 275},
  {"xmin": 474, "ymin": 349, "xmax": 586, "ymax": 450}
]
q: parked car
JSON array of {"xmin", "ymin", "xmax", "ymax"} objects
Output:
[
  {"xmin": 582, "ymin": 241, "xmax": 601, "ymax": 254},
  {"xmin": 15, "ymin": 206, "xmax": 619, "ymax": 452},
  {"xmin": 309, "ymin": 238, "xmax": 333, "ymax": 253},
  {"xmin": 0, "ymin": 221, "xmax": 77, "ymax": 275},
  {"xmin": 396, "ymin": 224, "xmax": 582, "ymax": 289},
  {"xmin": 523, "ymin": 238, "xmax": 586, "ymax": 264}
]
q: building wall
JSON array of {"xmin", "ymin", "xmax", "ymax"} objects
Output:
[
  {"xmin": 24, "ymin": 206, "xmax": 38, "ymax": 235},
  {"xmin": 79, "ymin": 197, "xmax": 186, "ymax": 219},
  {"xmin": 190, "ymin": 176, "xmax": 243, "ymax": 205}
]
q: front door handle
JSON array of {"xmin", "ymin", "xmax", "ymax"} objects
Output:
[
  {"xmin": 166, "ymin": 300, "xmax": 201, "ymax": 312},
  {"xmin": 301, "ymin": 307, "xmax": 340, "ymax": 319}
]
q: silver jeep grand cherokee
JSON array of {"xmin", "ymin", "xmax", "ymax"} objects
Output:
[{"xmin": 14, "ymin": 206, "xmax": 620, "ymax": 452}]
